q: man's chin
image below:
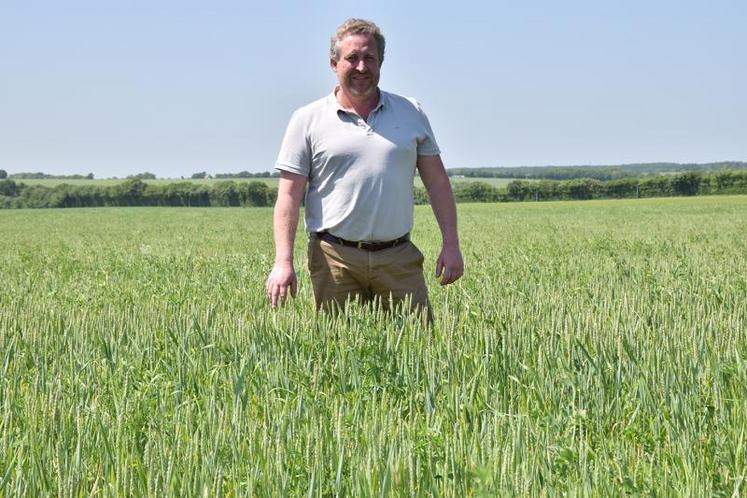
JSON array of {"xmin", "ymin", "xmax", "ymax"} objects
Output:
[{"xmin": 347, "ymin": 84, "xmax": 376, "ymax": 98}]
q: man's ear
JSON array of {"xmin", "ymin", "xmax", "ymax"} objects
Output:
[{"xmin": 330, "ymin": 58, "xmax": 338, "ymax": 71}]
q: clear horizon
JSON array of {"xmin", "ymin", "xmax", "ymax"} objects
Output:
[{"xmin": 2, "ymin": 0, "xmax": 745, "ymax": 179}]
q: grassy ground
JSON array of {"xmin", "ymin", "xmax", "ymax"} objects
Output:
[{"xmin": 1, "ymin": 196, "xmax": 745, "ymax": 496}]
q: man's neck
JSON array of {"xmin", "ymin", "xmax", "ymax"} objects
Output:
[{"xmin": 335, "ymin": 87, "xmax": 379, "ymax": 121}]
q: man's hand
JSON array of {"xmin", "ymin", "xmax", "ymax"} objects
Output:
[
  {"xmin": 435, "ymin": 245, "xmax": 464, "ymax": 286},
  {"xmin": 266, "ymin": 263, "xmax": 298, "ymax": 308}
]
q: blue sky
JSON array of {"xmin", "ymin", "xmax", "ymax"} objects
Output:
[{"xmin": 1, "ymin": 0, "xmax": 745, "ymax": 178}]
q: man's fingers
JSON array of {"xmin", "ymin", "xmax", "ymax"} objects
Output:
[
  {"xmin": 269, "ymin": 284, "xmax": 278, "ymax": 308},
  {"xmin": 448, "ymin": 268, "xmax": 464, "ymax": 285},
  {"xmin": 446, "ymin": 265, "xmax": 464, "ymax": 285},
  {"xmin": 435, "ymin": 258, "xmax": 444, "ymax": 278},
  {"xmin": 437, "ymin": 260, "xmax": 464, "ymax": 285},
  {"xmin": 266, "ymin": 267, "xmax": 298, "ymax": 308}
]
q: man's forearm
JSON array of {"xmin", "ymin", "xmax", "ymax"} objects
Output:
[
  {"xmin": 272, "ymin": 171, "xmax": 307, "ymax": 266},
  {"xmin": 273, "ymin": 193, "xmax": 300, "ymax": 265},
  {"xmin": 427, "ymin": 177, "xmax": 460, "ymax": 248},
  {"xmin": 417, "ymin": 155, "xmax": 460, "ymax": 248}
]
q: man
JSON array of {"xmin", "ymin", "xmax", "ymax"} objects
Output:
[{"xmin": 265, "ymin": 18, "xmax": 463, "ymax": 317}]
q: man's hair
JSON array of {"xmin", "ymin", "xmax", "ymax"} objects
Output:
[{"xmin": 330, "ymin": 18, "xmax": 385, "ymax": 64}]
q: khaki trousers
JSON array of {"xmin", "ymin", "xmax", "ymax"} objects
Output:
[{"xmin": 307, "ymin": 237, "xmax": 431, "ymax": 319}]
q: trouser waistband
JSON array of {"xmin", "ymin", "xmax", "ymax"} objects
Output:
[{"xmin": 311, "ymin": 232, "xmax": 410, "ymax": 251}]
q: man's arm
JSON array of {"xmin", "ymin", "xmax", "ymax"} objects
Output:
[
  {"xmin": 266, "ymin": 171, "xmax": 307, "ymax": 307},
  {"xmin": 416, "ymin": 154, "xmax": 464, "ymax": 286}
]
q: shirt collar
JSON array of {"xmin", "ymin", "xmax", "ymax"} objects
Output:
[{"xmin": 330, "ymin": 87, "xmax": 386, "ymax": 114}]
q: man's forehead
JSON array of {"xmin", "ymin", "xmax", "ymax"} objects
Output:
[{"xmin": 339, "ymin": 33, "xmax": 378, "ymax": 52}]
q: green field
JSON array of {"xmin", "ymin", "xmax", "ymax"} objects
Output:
[{"xmin": 1, "ymin": 197, "xmax": 746, "ymax": 495}]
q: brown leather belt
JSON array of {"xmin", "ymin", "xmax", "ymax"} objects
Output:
[{"xmin": 312, "ymin": 231, "xmax": 409, "ymax": 251}]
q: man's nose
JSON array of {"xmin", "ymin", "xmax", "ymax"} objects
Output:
[{"xmin": 355, "ymin": 60, "xmax": 367, "ymax": 72}]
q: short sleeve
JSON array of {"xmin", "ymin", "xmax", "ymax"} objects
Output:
[
  {"xmin": 275, "ymin": 110, "xmax": 311, "ymax": 176},
  {"xmin": 410, "ymin": 99, "xmax": 440, "ymax": 156}
]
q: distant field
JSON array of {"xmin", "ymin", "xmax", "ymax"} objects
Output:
[
  {"xmin": 1, "ymin": 196, "xmax": 745, "ymax": 495},
  {"xmin": 12, "ymin": 176, "xmax": 530, "ymax": 189}
]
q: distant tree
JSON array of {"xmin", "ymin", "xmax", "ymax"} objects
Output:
[
  {"xmin": 562, "ymin": 179, "xmax": 600, "ymax": 200},
  {"xmin": 413, "ymin": 186, "xmax": 429, "ymax": 205},
  {"xmin": 507, "ymin": 180, "xmax": 530, "ymax": 201},
  {"xmin": 601, "ymin": 178, "xmax": 638, "ymax": 198},
  {"xmin": 109, "ymin": 179, "xmax": 147, "ymax": 205},
  {"xmin": 86, "ymin": 173, "xmax": 94, "ymax": 180},
  {"xmin": 454, "ymin": 182, "xmax": 500, "ymax": 203},
  {"xmin": 0, "ymin": 180, "xmax": 17, "ymax": 196},
  {"xmin": 211, "ymin": 181, "xmax": 240, "ymax": 206},
  {"xmin": 160, "ymin": 182, "xmax": 193, "ymax": 206},
  {"xmin": 671, "ymin": 172, "xmax": 702, "ymax": 196},
  {"xmin": 0, "ymin": 169, "xmax": 7, "ymax": 179},
  {"xmin": 710, "ymin": 170, "xmax": 747, "ymax": 193},
  {"xmin": 10, "ymin": 172, "xmax": 46, "ymax": 179},
  {"xmin": 191, "ymin": 171, "xmax": 208, "ymax": 179},
  {"xmin": 188, "ymin": 185, "xmax": 211, "ymax": 206},
  {"xmin": 638, "ymin": 176, "xmax": 671, "ymax": 198},
  {"xmin": 127, "ymin": 172, "xmax": 156, "ymax": 180},
  {"xmin": 237, "ymin": 181, "xmax": 272, "ymax": 206}
]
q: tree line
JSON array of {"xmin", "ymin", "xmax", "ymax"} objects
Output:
[
  {"xmin": 1, "ymin": 170, "xmax": 746, "ymax": 209},
  {"xmin": 0, "ymin": 179, "xmax": 275, "ymax": 208},
  {"xmin": 4, "ymin": 171, "xmax": 94, "ymax": 180},
  {"xmin": 444, "ymin": 170, "xmax": 747, "ymax": 203},
  {"xmin": 449, "ymin": 161, "xmax": 747, "ymax": 181},
  {"xmin": 214, "ymin": 171, "xmax": 279, "ymax": 179}
]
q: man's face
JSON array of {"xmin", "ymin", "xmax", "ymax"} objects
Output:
[{"xmin": 331, "ymin": 33, "xmax": 381, "ymax": 99}]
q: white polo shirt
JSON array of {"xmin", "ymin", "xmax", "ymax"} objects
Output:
[{"xmin": 275, "ymin": 89, "xmax": 441, "ymax": 242}]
